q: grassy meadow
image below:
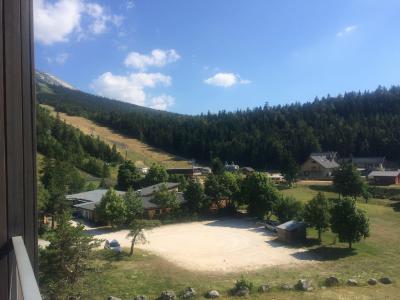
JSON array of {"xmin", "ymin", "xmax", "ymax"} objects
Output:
[
  {"xmin": 71, "ymin": 182, "xmax": 400, "ymax": 299},
  {"xmin": 40, "ymin": 104, "xmax": 192, "ymax": 168}
]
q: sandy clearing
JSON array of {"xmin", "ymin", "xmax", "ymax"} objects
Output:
[{"xmin": 92, "ymin": 218, "xmax": 315, "ymax": 273}]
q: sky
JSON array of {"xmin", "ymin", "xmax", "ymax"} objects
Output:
[{"xmin": 34, "ymin": 0, "xmax": 400, "ymax": 115}]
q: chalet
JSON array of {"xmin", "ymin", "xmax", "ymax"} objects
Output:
[
  {"xmin": 300, "ymin": 152, "xmax": 339, "ymax": 179},
  {"xmin": 341, "ymin": 157, "xmax": 385, "ymax": 175},
  {"xmin": 240, "ymin": 167, "xmax": 255, "ymax": 175},
  {"xmin": 225, "ymin": 162, "xmax": 240, "ymax": 172},
  {"xmin": 276, "ymin": 220, "xmax": 307, "ymax": 243},
  {"xmin": 368, "ymin": 170, "xmax": 400, "ymax": 185},
  {"xmin": 68, "ymin": 183, "xmax": 184, "ymax": 222}
]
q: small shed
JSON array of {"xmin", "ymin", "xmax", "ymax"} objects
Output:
[{"xmin": 276, "ymin": 220, "xmax": 306, "ymax": 243}]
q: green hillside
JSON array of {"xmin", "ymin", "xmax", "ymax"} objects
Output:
[{"xmin": 36, "ymin": 74, "xmax": 400, "ymax": 170}]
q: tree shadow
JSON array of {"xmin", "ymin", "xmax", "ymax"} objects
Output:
[
  {"xmin": 205, "ymin": 218, "xmax": 278, "ymax": 234},
  {"xmin": 265, "ymin": 237, "xmax": 320, "ymax": 249},
  {"xmin": 83, "ymin": 226, "xmax": 125, "ymax": 235},
  {"xmin": 291, "ymin": 246, "xmax": 357, "ymax": 261},
  {"xmin": 390, "ymin": 201, "xmax": 400, "ymax": 212},
  {"xmin": 308, "ymin": 185, "xmax": 334, "ymax": 193},
  {"xmin": 98, "ymin": 249, "xmax": 130, "ymax": 262}
]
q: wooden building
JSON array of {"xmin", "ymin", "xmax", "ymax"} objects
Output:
[
  {"xmin": 167, "ymin": 167, "xmax": 203, "ymax": 177},
  {"xmin": 341, "ymin": 157, "xmax": 386, "ymax": 175},
  {"xmin": 276, "ymin": 220, "xmax": 307, "ymax": 243},
  {"xmin": 368, "ymin": 170, "xmax": 400, "ymax": 185},
  {"xmin": 300, "ymin": 152, "xmax": 339, "ymax": 179},
  {"xmin": 70, "ymin": 183, "xmax": 184, "ymax": 222}
]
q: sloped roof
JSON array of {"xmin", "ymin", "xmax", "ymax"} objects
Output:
[
  {"xmin": 368, "ymin": 170, "xmax": 400, "ymax": 177},
  {"xmin": 74, "ymin": 201, "xmax": 98, "ymax": 211},
  {"xmin": 310, "ymin": 154, "xmax": 339, "ymax": 169},
  {"xmin": 142, "ymin": 192, "xmax": 186, "ymax": 209},
  {"xmin": 66, "ymin": 189, "xmax": 125, "ymax": 202},
  {"xmin": 137, "ymin": 182, "xmax": 180, "ymax": 197},
  {"xmin": 276, "ymin": 220, "xmax": 306, "ymax": 231},
  {"xmin": 351, "ymin": 157, "xmax": 385, "ymax": 165},
  {"xmin": 72, "ymin": 184, "xmax": 184, "ymax": 211}
]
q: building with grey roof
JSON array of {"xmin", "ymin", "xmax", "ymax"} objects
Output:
[
  {"xmin": 340, "ymin": 156, "xmax": 386, "ymax": 175},
  {"xmin": 276, "ymin": 220, "xmax": 307, "ymax": 243},
  {"xmin": 69, "ymin": 183, "xmax": 184, "ymax": 222},
  {"xmin": 368, "ymin": 170, "xmax": 400, "ymax": 185},
  {"xmin": 300, "ymin": 152, "xmax": 339, "ymax": 179}
]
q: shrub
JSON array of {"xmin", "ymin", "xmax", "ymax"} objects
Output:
[
  {"xmin": 234, "ymin": 276, "xmax": 254, "ymax": 292},
  {"xmin": 273, "ymin": 196, "xmax": 303, "ymax": 223}
]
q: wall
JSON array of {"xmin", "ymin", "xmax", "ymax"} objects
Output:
[{"xmin": 0, "ymin": 0, "xmax": 36, "ymax": 298}]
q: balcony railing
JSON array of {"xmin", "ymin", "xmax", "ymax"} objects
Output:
[{"xmin": 10, "ymin": 236, "xmax": 42, "ymax": 300}]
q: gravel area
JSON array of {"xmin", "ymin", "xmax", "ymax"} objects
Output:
[{"xmin": 91, "ymin": 218, "xmax": 315, "ymax": 273}]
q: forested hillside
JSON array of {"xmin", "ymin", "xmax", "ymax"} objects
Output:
[
  {"xmin": 36, "ymin": 78, "xmax": 400, "ymax": 169},
  {"xmin": 37, "ymin": 105, "xmax": 123, "ymax": 177}
]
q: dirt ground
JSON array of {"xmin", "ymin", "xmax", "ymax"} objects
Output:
[{"xmin": 91, "ymin": 218, "xmax": 315, "ymax": 273}]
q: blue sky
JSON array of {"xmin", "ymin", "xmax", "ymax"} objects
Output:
[{"xmin": 35, "ymin": 0, "xmax": 400, "ymax": 114}]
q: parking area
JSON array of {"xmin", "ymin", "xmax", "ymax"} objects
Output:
[{"xmin": 92, "ymin": 218, "xmax": 315, "ymax": 273}]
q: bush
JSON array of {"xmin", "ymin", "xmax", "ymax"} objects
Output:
[
  {"xmin": 273, "ymin": 196, "xmax": 303, "ymax": 223},
  {"xmin": 234, "ymin": 276, "xmax": 254, "ymax": 292}
]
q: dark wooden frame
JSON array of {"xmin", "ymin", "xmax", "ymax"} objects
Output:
[{"xmin": 0, "ymin": 0, "xmax": 37, "ymax": 299}]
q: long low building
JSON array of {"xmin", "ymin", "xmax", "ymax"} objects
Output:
[
  {"xmin": 67, "ymin": 182, "xmax": 184, "ymax": 222},
  {"xmin": 368, "ymin": 170, "xmax": 400, "ymax": 185}
]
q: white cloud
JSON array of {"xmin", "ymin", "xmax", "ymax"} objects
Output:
[
  {"xmin": 34, "ymin": 0, "xmax": 123, "ymax": 45},
  {"xmin": 204, "ymin": 73, "xmax": 250, "ymax": 88},
  {"xmin": 126, "ymin": 1, "xmax": 135, "ymax": 9},
  {"xmin": 124, "ymin": 49, "xmax": 180, "ymax": 70},
  {"xmin": 34, "ymin": 0, "xmax": 83, "ymax": 45},
  {"xmin": 336, "ymin": 25, "xmax": 358, "ymax": 37},
  {"xmin": 47, "ymin": 52, "xmax": 69, "ymax": 65},
  {"xmin": 91, "ymin": 72, "xmax": 173, "ymax": 108},
  {"xmin": 86, "ymin": 3, "xmax": 123, "ymax": 35},
  {"xmin": 149, "ymin": 94, "xmax": 175, "ymax": 110}
]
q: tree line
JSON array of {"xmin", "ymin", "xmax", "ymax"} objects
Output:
[
  {"xmin": 37, "ymin": 105, "xmax": 123, "ymax": 177},
  {"xmin": 37, "ymin": 83, "xmax": 400, "ymax": 169}
]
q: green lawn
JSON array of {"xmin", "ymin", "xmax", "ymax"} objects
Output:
[{"xmin": 67, "ymin": 182, "xmax": 400, "ymax": 299}]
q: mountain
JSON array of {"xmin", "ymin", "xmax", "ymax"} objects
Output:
[
  {"xmin": 36, "ymin": 70, "xmax": 76, "ymax": 90},
  {"xmin": 35, "ymin": 71, "xmax": 400, "ymax": 169}
]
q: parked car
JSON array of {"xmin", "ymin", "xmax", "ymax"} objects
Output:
[{"xmin": 104, "ymin": 239, "xmax": 122, "ymax": 252}]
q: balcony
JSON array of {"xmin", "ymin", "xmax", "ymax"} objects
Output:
[{"xmin": 10, "ymin": 237, "xmax": 42, "ymax": 300}]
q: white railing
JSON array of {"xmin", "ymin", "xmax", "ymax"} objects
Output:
[{"xmin": 10, "ymin": 236, "xmax": 42, "ymax": 300}]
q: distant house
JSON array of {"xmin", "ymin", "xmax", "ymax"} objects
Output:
[
  {"xmin": 138, "ymin": 166, "xmax": 149, "ymax": 175},
  {"xmin": 208, "ymin": 198, "xmax": 229, "ymax": 214},
  {"xmin": 341, "ymin": 157, "xmax": 385, "ymax": 175},
  {"xmin": 267, "ymin": 172, "xmax": 284, "ymax": 184},
  {"xmin": 368, "ymin": 170, "xmax": 400, "ymax": 186},
  {"xmin": 276, "ymin": 220, "xmax": 307, "ymax": 243},
  {"xmin": 225, "ymin": 162, "xmax": 239, "ymax": 172},
  {"xmin": 167, "ymin": 167, "xmax": 202, "ymax": 177},
  {"xmin": 68, "ymin": 183, "xmax": 184, "ymax": 222},
  {"xmin": 199, "ymin": 167, "xmax": 212, "ymax": 175},
  {"xmin": 300, "ymin": 152, "xmax": 339, "ymax": 179},
  {"xmin": 240, "ymin": 167, "xmax": 255, "ymax": 175}
]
